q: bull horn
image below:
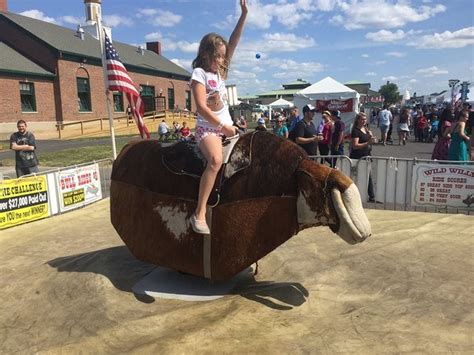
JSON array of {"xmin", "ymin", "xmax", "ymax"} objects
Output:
[{"xmin": 331, "ymin": 184, "xmax": 371, "ymax": 244}]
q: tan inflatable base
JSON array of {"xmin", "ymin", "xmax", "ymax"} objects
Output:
[{"xmin": 0, "ymin": 199, "xmax": 472, "ymax": 353}]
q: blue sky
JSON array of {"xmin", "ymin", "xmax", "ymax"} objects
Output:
[{"xmin": 8, "ymin": 0, "xmax": 474, "ymax": 98}]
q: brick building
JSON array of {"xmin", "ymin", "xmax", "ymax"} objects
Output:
[{"xmin": 0, "ymin": 0, "xmax": 193, "ymax": 134}]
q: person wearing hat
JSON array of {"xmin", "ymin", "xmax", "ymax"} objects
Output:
[
  {"xmin": 255, "ymin": 117, "xmax": 267, "ymax": 131},
  {"xmin": 273, "ymin": 115, "xmax": 289, "ymax": 138},
  {"xmin": 294, "ymin": 104, "xmax": 321, "ymax": 155},
  {"xmin": 318, "ymin": 110, "xmax": 333, "ymax": 165},
  {"xmin": 330, "ymin": 110, "xmax": 345, "ymax": 166}
]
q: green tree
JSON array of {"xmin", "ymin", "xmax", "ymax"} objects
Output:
[{"xmin": 378, "ymin": 82, "xmax": 400, "ymax": 105}]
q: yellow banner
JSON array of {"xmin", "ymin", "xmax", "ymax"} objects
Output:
[
  {"xmin": 62, "ymin": 189, "xmax": 85, "ymax": 207},
  {"xmin": 0, "ymin": 176, "xmax": 49, "ymax": 229}
]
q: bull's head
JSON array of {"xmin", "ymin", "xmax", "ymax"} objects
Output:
[{"xmin": 296, "ymin": 159, "xmax": 371, "ymax": 244}]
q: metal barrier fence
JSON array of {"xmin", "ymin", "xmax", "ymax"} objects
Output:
[{"xmin": 309, "ymin": 155, "xmax": 473, "ymax": 215}]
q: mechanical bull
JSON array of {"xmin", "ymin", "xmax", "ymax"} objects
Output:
[{"xmin": 110, "ymin": 131, "xmax": 371, "ymax": 281}]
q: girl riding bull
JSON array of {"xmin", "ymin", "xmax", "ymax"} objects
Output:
[{"xmin": 189, "ymin": 0, "xmax": 248, "ymax": 234}]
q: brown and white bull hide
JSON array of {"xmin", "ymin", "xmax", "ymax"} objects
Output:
[{"xmin": 110, "ymin": 131, "xmax": 371, "ymax": 281}]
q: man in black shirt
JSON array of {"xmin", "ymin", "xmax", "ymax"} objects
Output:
[
  {"xmin": 10, "ymin": 120, "xmax": 39, "ymax": 178},
  {"xmin": 294, "ymin": 104, "xmax": 321, "ymax": 155}
]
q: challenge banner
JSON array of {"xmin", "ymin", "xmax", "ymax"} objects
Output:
[
  {"xmin": 0, "ymin": 176, "xmax": 50, "ymax": 229},
  {"xmin": 411, "ymin": 164, "xmax": 474, "ymax": 208},
  {"xmin": 57, "ymin": 164, "xmax": 102, "ymax": 212},
  {"xmin": 316, "ymin": 99, "xmax": 354, "ymax": 112}
]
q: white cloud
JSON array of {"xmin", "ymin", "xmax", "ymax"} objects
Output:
[
  {"xmin": 144, "ymin": 32, "xmax": 198, "ymax": 53},
  {"xmin": 103, "ymin": 15, "xmax": 134, "ymax": 27},
  {"xmin": 416, "ymin": 66, "xmax": 448, "ymax": 77},
  {"xmin": 270, "ymin": 59, "xmax": 324, "ymax": 79},
  {"xmin": 409, "ymin": 27, "xmax": 474, "ymax": 49},
  {"xmin": 144, "ymin": 32, "xmax": 163, "ymax": 41},
  {"xmin": 215, "ymin": 0, "xmax": 337, "ymax": 31},
  {"xmin": 19, "ymin": 10, "xmax": 57, "ymax": 23},
  {"xmin": 382, "ymin": 76, "xmax": 398, "ymax": 82},
  {"xmin": 366, "ymin": 29, "xmax": 414, "ymax": 42},
  {"xmin": 230, "ymin": 32, "xmax": 315, "ymax": 72},
  {"xmin": 137, "ymin": 8, "xmax": 182, "ymax": 27},
  {"xmin": 58, "ymin": 16, "xmax": 82, "ymax": 25},
  {"xmin": 333, "ymin": 1, "xmax": 446, "ymax": 30},
  {"xmin": 409, "ymin": 79, "xmax": 418, "ymax": 83},
  {"xmin": 361, "ymin": 54, "xmax": 370, "ymax": 58},
  {"xmin": 137, "ymin": 8, "xmax": 158, "ymax": 17},
  {"xmin": 373, "ymin": 60, "xmax": 387, "ymax": 65},
  {"xmin": 231, "ymin": 70, "xmax": 258, "ymax": 79},
  {"xmin": 386, "ymin": 51, "xmax": 406, "ymax": 58},
  {"xmin": 170, "ymin": 58, "xmax": 192, "ymax": 71},
  {"xmin": 260, "ymin": 33, "xmax": 315, "ymax": 52},
  {"xmin": 151, "ymin": 10, "xmax": 182, "ymax": 27},
  {"xmin": 365, "ymin": 72, "xmax": 377, "ymax": 76},
  {"xmin": 315, "ymin": 0, "xmax": 338, "ymax": 12}
]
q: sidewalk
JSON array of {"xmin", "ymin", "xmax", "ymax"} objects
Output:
[{"xmin": 0, "ymin": 166, "xmax": 58, "ymax": 180}]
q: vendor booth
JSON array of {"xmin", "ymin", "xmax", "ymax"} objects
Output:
[{"xmin": 294, "ymin": 76, "xmax": 359, "ymax": 131}]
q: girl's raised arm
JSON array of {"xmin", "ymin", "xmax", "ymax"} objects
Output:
[{"xmin": 227, "ymin": 0, "xmax": 248, "ymax": 62}]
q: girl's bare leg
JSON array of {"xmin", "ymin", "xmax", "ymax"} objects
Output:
[{"xmin": 195, "ymin": 135, "xmax": 223, "ymax": 221}]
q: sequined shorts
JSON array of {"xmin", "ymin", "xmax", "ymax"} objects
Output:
[{"xmin": 195, "ymin": 125, "xmax": 223, "ymax": 144}]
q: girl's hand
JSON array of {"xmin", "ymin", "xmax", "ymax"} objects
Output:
[
  {"xmin": 222, "ymin": 125, "xmax": 237, "ymax": 137},
  {"xmin": 240, "ymin": 0, "xmax": 248, "ymax": 15}
]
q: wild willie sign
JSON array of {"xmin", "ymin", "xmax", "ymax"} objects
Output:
[{"xmin": 412, "ymin": 164, "xmax": 474, "ymax": 209}]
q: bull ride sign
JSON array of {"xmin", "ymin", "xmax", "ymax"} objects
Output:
[
  {"xmin": 57, "ymin": 164, "xmax": 102, "ymax": 212},
  {"xmin": 316, "ymin": 99, "xmax": 354, "ymax": 112},
  {"xmin": 411, "ymin": 164, "xmax": 474, "ymax": 209}
]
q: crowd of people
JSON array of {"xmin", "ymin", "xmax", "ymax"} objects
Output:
[
  {"xmin": 370, "ymin": 102, "xmax": 472, "ymax": 162},
  {"xmin": 157, "ymin": 120, "xmax": 194, "ymax": 142}
]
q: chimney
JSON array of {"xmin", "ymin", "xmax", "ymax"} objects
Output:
[
  {"xmin": 0, "ymin": 0, "xmax": 8, "ymax": 12},
  {"xmin": 146, "ymin": 42, "xmax": 161, "ymax": 56},
  {"xmin": 84, "ymin": 0, "xmax": 101, "ymax": 23}
]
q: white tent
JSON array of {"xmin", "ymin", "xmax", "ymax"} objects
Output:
[
  {"xmin": 268, "ymin": 98, "xmax": 294, "ymax": 121},
  {"xmin": 268, "ymin": 98, "xmax": 294, "ymax": 108},
  {"xmin": 294, "ymin": 76, "xmax": 360, "ymax": 131}
]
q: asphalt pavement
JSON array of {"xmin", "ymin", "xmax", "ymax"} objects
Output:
[
  {"xmin": 1, "ymin": 130, "xmax": 438, "ymax": 180},
  {"xmin": 1, "ymin": 132, "xmax": 435, "ymax": 161}
]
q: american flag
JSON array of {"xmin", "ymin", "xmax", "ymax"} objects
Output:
[{"xmin": 104, "ymin": 33, "xmax": 150, "ymax": 139}]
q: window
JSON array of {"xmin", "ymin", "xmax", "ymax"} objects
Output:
[
  {"xmin": 77, "ymin": 78, "xmax": 92, "ymax": 112},
  {"xmin": 140, "ymin": 85, "xmax": 155, "ymax": 112},
  {"xmin": 168, "ymin": 88, "xmax": 175, "ymax": 111},
  {"xmin": 20, "ymin": 82, "xmax": 36, "ymax": 112},
  {"xmin": 113, "ymin": 92, "xmax": 124, "ymax": 112},
  {"xmin": 185, "ymin": 90, "xmax": 191, "ymax": 111}
]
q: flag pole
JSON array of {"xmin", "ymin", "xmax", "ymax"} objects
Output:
[{"xmin": 96, "ymin": 16, "xmax": 117, "ymax": 159}]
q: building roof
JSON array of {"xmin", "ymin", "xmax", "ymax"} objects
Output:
[
  {"xmin": 367, "ymin": 89, "xmax": 381, "ymax": 96},
  {"xmin": 0, "ymin": 41, "xmax": 55, "ymax": 77},
  {"xmin": 238, "ymin": 95, "xmax": 259, "ymax": 100},
  {"xmin": 0, "ymin": 11, "xmax": 190, "ymax": 79},
  {"xmin": 344, "ymin": 80, "xmax": 370, "ymax": 85},
  {"xmin": 283, "ymin": 79, "xmax": 310, "ymax": 87},
  {"xmin": 257, "ymin": 88, "xmax": 302, "ymax": 97}
]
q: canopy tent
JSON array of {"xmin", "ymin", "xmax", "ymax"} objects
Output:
[
  {"xmin": 268, "ymin": 98, "xmax": 294, "ymax": 122},
  {"xmin": 268, "ymin": 98, "xmax": 294, "ymax": 108},
  {"xmin": 294, "ymin": 76, "xmax": 360, "ymax": 131}
]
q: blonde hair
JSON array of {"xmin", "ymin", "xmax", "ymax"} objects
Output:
[
  {"xmin": 192, "ymin": 33, "xmax": 230, "ymax": 79},
  {"xmin": 352, "ymin": 112, "xmax": 367, "ymax": 131}
]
